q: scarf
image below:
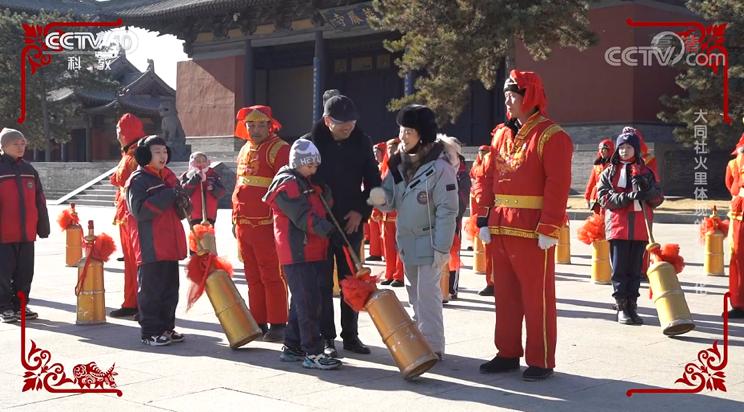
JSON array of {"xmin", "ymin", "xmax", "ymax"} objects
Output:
[{"xmin": 618, "ymin": 161, "xmax": 641, "ymax": 211}]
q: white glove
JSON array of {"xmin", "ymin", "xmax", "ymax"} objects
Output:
[
  {"xmin": 433, "ymin": 250, "xmax": 450, "ymax": 272},
  {"xmin": 478, "ymin": 226, "xmax": 492, "ymax": 244},
  {"xmin": 367, "ymin": 187, "xmax": 387, "ymax": 206},
  {"xmin": 537, "ymin": 234, "xmax": 559, "ymax": 250}
]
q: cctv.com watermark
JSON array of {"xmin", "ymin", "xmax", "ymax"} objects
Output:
[{"xmin": 605, "ymin": 31, "xmax": 726, "ymax": 67}]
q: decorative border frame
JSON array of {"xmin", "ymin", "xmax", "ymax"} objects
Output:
[
  {"xmin": 626, "ymin": 292, "xmax": 730, "ymax": 396},
  {"xmin": 18, "ymin": 291, "xmax": 122, "ymax": 396},
  {"xmin": 17, "ymin": 18, "xmax": 123, "ymax": 123}
]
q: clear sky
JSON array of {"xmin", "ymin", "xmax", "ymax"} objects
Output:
[{"xmin": 103, "ymin": 26, "xmax": 187, "ymax": 90}]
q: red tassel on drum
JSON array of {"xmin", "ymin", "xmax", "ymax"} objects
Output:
[
  {"xmin": 647, "ymin": 243, "xmax": 684, "ymax": 274},
  {"xmin": 340, "ymin": 273, "xmax": 378, "ymax": 312},
  {"xmin": 577, "ymin": 213, "xmax": 605, "ymax": 245},
  {"xmin": 188, "ymin": 223, "xmax": 215, "ymax": 252},
  {"xmin": 89, "ymin": 233, "xmax": 116, "ymax": 262},
  {"xmin": 699, "ymin": 215, "xmax": 729, "ymax": 243},
  {"xmin": 57, "ymin": 208, "xmax": 80, "ymax": 230}
]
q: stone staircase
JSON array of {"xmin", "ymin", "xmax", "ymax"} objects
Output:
[{"xmin": 61, "ymin": 162, "xmax": 191, "ymax": 206}]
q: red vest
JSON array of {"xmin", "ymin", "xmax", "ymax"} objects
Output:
[{"xmin": 232, "ymin": 135, "xmax": 289, "ymax": 225}]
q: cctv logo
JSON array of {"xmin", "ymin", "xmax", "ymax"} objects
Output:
[
  {"xmin": 44, "ymin": 31, "xmax": 105, "ymax": 51},
  {"xmin": 605, "ymin": 31, "xmax": 726, "ymax": 67}
]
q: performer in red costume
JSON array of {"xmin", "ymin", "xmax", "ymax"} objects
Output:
[
  {"xmin": 379, "ymin": 138, "xmax": 405, "ymax": 287},
  {"xmin": 469, "ymin": 145, "xmax": 494, "ymax": 295},
  {"xmin": 476, "ymin": 70, "xmax": 573, "ymax": 381},
  {"xmin": 110, "ymin": 113, "xmax": 146, "ymax": 319},
  {"xmin": 726, "ymin": 133, "xmax": 744, "ymax": 318},
  {"xmin": 584, "ymin": 138, "xmax": 614, "ymax": 213},
  {"xmin": 232, "ymin": 105, "xmax": 290, "ymax": 341},
  {"xmin": 366, "ymin": 143, "xmax": 386, "ymax": 262}
]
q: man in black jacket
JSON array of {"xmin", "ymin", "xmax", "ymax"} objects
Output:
[{"xmin": 306, "ymin": 95, "xmax": 381, "ymax": 356}]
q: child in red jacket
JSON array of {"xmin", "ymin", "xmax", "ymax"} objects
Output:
[
  {"xmin": 180, "ymin": 152, "xmax": 226, "ymax": 227},
  {"xmin": 0, "ymin": 128, "xmax": 49, "ymax": 323},
  {"xmin": 597, "ymin": 131, "xmax": 663, "ymax": 325},
  {"xmin": 127, "ymin": 136, "xmax": 191, "ymax": 346},
  {"xmin": 264, "ymin": 138, "xmax": 343, "ymax": 370}
]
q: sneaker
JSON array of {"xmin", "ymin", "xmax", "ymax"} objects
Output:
[
  {"xmin": 280, "ymin": 345, "xmax": 306, "ymax": 362},
  {"xmin": 522, "ymin": 366, "xmax": 554, "ymax": 381},
  {"xmin": 263, "ymin": 324, "xmax": 286, "ymax": 343},
  {"xmin": 478, "ymin": 285, "xmax": 494, "ymax": 296},
  {"xmin": 303, "ymin": 353, "xmax": 342, "ymax": 370},
  {"xmin": 165, "ymin": 330, "xmax": 185, "ymax": 343},
  {"xmin": 324, "ymin": 339, "xmax": 338, "ymax": 358},
  {"xmin": 1, "ymin": 310, "xmax": 17, "ymax": 323},
  {"xmin": 18, "ymin": 307, "xmax": 38, "ymax": 320},
  {"xmin": 141, "ymin": 334, "xmax": 171, "ymax": 346},
  {"xmin": 110, "ymin": 307, "xmax": 138, "ymax": 318},
  {"xmin": 390, "ymin": 280, "xmax": 404, "ymax": 287},
  {"xmin": 380, "ymin": 279, "xmax": 394, "ymax": 286}
]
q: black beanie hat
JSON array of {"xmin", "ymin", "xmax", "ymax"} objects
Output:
[
  {"xmin": 611, "ymin": 132, "xmax": 642, "ymax": 164},
  {"xmin": 396, "ymin": 104, "xmax": 437, "ymax": 144}
]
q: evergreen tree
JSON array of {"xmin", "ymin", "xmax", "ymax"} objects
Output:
[
  {"xmin": 370, "ymin": 0, "xmax": 597, "ymax": 124},
  {"xmin": 659, "ymin": 0, "xmax": 744, "ymax": 148}
]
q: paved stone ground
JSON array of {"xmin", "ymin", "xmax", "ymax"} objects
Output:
[{"xmin": 1, "ymin": 204, "xmax": 742, "ymax": 411}]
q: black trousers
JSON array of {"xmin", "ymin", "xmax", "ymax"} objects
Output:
[
  {"xmin": 320, "ymin": 228, "xmax": 362, "ymax": 341},
  {"xmin": 137, "ymin": 261, "xmax": 179, "ymax": 337},
  {"xmin": 0, "ymin": 242, "xmax": 35, "ymax": 311},
  {"xmin": 609, "ymin": 239, "xmax": 647, "ymax": 299},
  {"xmin": 284, "ymin": 261, "xmax": 324, "ymax": 355}
]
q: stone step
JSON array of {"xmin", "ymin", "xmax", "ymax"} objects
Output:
[{"xmin": 73, "ymin": 194, "xmax": 116, "ymax": 202}]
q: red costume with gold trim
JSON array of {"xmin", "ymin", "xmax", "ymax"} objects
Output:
[
  {"xmin": 233, "ymin": 105, "xmax": 290, "ymax": 325},
  {"xmin": 111, "ymin": 113, "xmax": 145, "ymax": 310},
  {"xmin": 727, "ymin": 133, "xmax": 744, "ymax": 310},
  {"xmin": 584, "ymin": 138, "xmax": 614, "ymax": 213},
  {"xmin": 470, "ymin": 146, "xmax": 493, "ymax": 286},
  {"xmin": 380, "ymin": 139, "xmax": 404, "ymax": 281},
  {"xmin": 477, "ymin": 70, "xmax": 573, "ymax": 369}
]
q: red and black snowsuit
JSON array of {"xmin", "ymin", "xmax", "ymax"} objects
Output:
[
  {"xmin": 264, "ymin": 165, "xmax": 336, "ymax": 355},
  {"xmin": 126, "ymin": 165, "xmax": 187, "ymax": 338},
  {"xmin": 0, "ymin": 153, "xmax": 49, "ymax": 311}
]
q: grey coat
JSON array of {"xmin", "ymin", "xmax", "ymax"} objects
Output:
[{"xmin": 377, "ymin": 139, "xmax": 459, "ymax": 266}]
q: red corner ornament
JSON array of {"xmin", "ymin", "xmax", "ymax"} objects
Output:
[
  {"xmin": 17, "ymin": 18, "xmax": 122, "ymax": 124},
  {"xmin": 18, "ymin": 292, "xmax": 122, "ymax": 396},
  {"xmin": 626, "ymin": 292, "xmax": 730, "ymax": 397},
  {"xmin": 625, "ymin": 19, "xmax": 730, "ymax": 125}
]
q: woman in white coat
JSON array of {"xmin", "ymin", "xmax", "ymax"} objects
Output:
[{"xmin": 368, "ymin": 104, "xmax": 459, "ymax": 358}]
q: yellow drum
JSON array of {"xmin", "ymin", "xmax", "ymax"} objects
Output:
[
  {"xmin": 555, "ymin": 224, "xmax": 571, "ymax": 264},
  {"xmin": 591, "ymin": 240, "xmax": 612, "ymax": 285},
  {"xmin": 65, "ymin": 225, "xmax": 83, "ymax": 267},
  {"xmin": 473, "ymin": 238, "xmax": 486, "ymax": 274},
  {"xmin": 205, "ymin": 269, "xmax": 263, "ymax": 349},
  {"xmin": 365, "ymin": 289, "xmax": 438, "ymax": 379},
  {"xmin": 647, "ymin": 261, "xmax": 695, "ymax": 336},
  {"xmin": 76, "ymin": 258, "xmax": 106, "ymax": 325},
  {"xmin": 704, "ymin": 230, "xmax": 725, "ymax": 276}
]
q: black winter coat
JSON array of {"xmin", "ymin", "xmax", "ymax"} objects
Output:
[{"xmin": 304, "ymin": 120, "xmax": 382, "ymax": 222}]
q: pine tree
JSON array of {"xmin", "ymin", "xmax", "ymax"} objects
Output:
[
  {"xmin": 658, "ymin": 0, "xmax": 744, "ymax": 148},
  {"xmin": 370, "ymin": 0, "xmax": 597, "ymax": 124}
]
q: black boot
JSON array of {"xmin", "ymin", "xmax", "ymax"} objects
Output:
[
  {"xmin": 628, "ymin": 297, "xmax": 644, "ymax": 325},
  {"xmin": 727, "ymin": 308, "xmax": 744, "ymax": 319},
  {"xmin": 263, "ymin": 323, "xmax": 286, "ymax": 342},
  {"xmin": 615, "ymin": 298, "xmax": 633, "ymax": 325}
]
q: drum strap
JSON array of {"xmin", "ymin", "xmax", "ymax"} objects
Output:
[{"xmin": 75, "ymin": 240, "xmax": 96, "ymax": 296}]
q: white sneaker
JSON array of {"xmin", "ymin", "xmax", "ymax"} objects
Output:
[{"xmin": 303, "ymin": 353, "xmax": 342, "ymax": 370}]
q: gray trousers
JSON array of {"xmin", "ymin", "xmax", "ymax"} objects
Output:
[{"xmin": 403, "ymin": 263, "xmax": 445, "ymax": 353}]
